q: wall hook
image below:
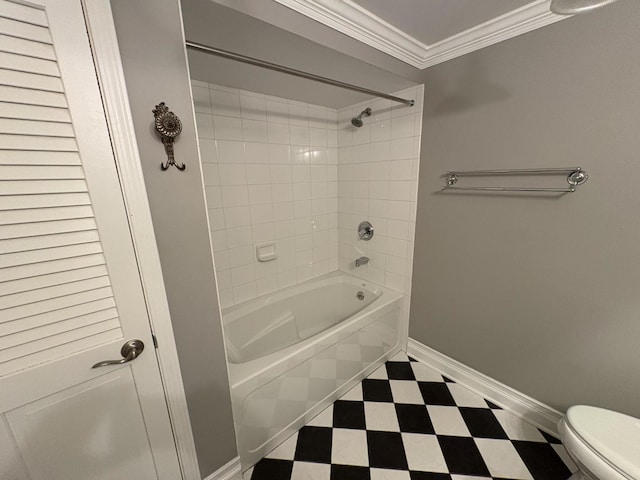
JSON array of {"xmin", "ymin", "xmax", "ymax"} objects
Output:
[{"xmin": 153, "ymin": 102, "xmax": 185, "ymax": 171}]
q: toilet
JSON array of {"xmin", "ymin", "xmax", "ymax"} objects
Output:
[{"xmin": 558, "ymin": 405, "xmax": 640, "ymax": 480}]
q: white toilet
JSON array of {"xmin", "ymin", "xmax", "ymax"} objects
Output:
[{"xmin": 558, "ymin": 405, "xmax": 640, "ymax": 480}]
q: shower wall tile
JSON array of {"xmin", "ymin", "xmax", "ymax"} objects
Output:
[
  {"xmin": 336, "ymin": 85, "xmax": 424, "ymax": 296},
  {"xmin": 194, "ymin": 82, "xmax": 339, "ymax": 308},
  {"xmin": 213, "ymin": 115, "xmax": 243, "ymax": 140},
  {"xmin": 192, "ymin": 84, "xmax": 212, "ymax": 114},
  {"xmin": 195, "ymin": 113, "xmax": 214, "ymax": 138},
  {"xmin": 195, "ymin": 80, "xmax": 423, "ymax": 309}
]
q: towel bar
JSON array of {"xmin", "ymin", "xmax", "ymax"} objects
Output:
[{"xmin": 442, "ymin": 167, "xmax": 588, "ymax": 193}]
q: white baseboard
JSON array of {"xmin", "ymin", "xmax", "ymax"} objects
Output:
[
  {"xmin": 203, "ymin": 456, "xmax": 242, "ymax": 480},
  {"xmin": 406, "ymin": 338, "xmax": 563, "ymax": 436}
]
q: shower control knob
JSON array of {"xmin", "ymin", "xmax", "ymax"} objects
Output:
[{"xmin": 358, "ymin": 221, "xmax": 374, "ymax": 241}]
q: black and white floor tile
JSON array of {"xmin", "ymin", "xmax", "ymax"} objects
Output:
[{"xmin": 245, "ymin": 352, "xmax": 576, "ymax": 480}]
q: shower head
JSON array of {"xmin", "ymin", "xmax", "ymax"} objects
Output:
[
  {"xmin": 550, "ymin": 0, "xmax": 620, "ymax": 15},
  {"xmin": 351, "ymin": 108, "xmax": 372, "ymax": 128}
]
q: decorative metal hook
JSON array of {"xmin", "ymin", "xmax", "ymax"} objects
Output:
[{"xmin": 153, "ymin": 102, "xmax": 185, "ymax": 171}]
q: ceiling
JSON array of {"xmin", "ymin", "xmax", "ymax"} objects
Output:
[
  {"xmin": 352, "ymin": 0, "xmax": 532, "ymax": 45},
  {"xmin": 269, "ymin": 0, "xmax": 570, "ymax": 69}
]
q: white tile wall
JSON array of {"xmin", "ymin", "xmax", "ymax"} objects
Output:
[
  {"xmin": 194, "ymin": 80, "xmax": 423, "ymax": 308},
  {"xmin": 193, "ymin": 81, "xmax": 339, "ymax": 308},
  {"xmin": 336, "ymin": 85, "xmax": 424, "ymax": 295}
]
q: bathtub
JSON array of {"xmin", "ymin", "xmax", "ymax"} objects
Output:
[{"xmin": 222, "ymin": 272, "xmax": 403, "ymax": 468}]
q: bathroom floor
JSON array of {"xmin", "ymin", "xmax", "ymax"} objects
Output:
[{"xmin": 245, "ymin": 352, "xmax": 576, "ymax": 480}]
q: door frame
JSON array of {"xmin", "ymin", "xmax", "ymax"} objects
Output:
[{"xmin": 80, "ymin": 1, "xmax": 201, "ymax": 479}]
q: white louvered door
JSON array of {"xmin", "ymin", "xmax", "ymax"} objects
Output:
[{"xmin": 0, "ymin": 1, "xmax": 183, "ymax": 479}]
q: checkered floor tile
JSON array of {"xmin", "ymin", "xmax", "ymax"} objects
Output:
[{"xmin": 245, "ymin": 353, "xmax": 576, "ymax": 480}]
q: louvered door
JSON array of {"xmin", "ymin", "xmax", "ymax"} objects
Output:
[{"xmin": 0, "ymin": 1, "xmax": 183, "ymax": 479}]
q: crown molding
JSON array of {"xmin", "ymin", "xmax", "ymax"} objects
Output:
[
  {"xmin": 421, "ymin": 0, "xmax": 567, "ymax": 68},
  {"xmin": 273, "ymin": 0, "xmax": 570, "ymax": 69},
  {"xmin": 272, "ymin": 0, "xmax": 428, "ymax": 67}
]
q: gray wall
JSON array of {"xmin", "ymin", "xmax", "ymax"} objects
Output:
[
  {"xmin": 110, "ymin": 1, "xmax": 237, "ymax": 476},
  {"xmin": 411, "ymin": 0, "xmax": 640, "ymax": 417},
  {"xmin": 210, "ymin": 0, "xmax": 421, "ymax": 82}
]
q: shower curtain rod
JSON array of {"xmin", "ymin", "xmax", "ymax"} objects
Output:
[{"xmin": 185, "ymin": 41, "xmax": 415, "ymax": 107}]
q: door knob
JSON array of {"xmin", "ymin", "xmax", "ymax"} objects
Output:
[{"xmin": 92, "ymin": 339, "xmax": 145, "ymax": 368}]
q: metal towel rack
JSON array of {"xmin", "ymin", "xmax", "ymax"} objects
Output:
[{"xmin": 442, "ymin": 167, "xmax": 589, "ymax": 193}]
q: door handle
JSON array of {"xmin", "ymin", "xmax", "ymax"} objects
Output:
[{"xmin": 92, "ymin": 339, "xmax": 145, "ymax": 368}]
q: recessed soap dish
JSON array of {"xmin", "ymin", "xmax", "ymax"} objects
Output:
[{"xmin": 256, "ymin": 243, "xmax": 278, "ymax": 262}]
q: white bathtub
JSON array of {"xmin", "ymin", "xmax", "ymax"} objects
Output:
[{"xmin": 222, "ymin": 272, "xmax": 403, "ymax": 468}]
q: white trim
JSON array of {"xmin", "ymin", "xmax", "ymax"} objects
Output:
[
  {"xmin": 273, "ymin": 0, "xmax": 569, "ymax": 69},
  {"xmin": 406, "ymin": 338, "xmax": 563, "ymax": 436},
  {"xmin": 273, "ymin": 0, "xmax": 427, "ymax": 67},
  {"xmin": 203, "ymin": 457, "xmax": 241, "ymax": 480},
  {"xmin": 421, "ymin": 1, "xmax": 565, "ymax": 69},
  {"xmin": 81, "ymin": 2, "xmax": 201, "ymax": 479}
]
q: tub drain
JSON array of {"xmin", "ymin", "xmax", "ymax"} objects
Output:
[{"xmin": 357, "ymin": 291, "xmax": 365, "ymax": 300}]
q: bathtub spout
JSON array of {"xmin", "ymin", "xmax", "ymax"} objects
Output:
[{"xmin": 355, "ymin": 256, "xmax": 369, "ymax": 267}]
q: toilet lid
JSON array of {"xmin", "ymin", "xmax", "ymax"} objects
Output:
[{"xmin": 566, "ymin": 405, "xmax": 640, "ymax": 479}]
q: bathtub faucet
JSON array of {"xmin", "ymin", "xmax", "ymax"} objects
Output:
[{"xmin": 355, "ymin": 256, "xmax": 369, "ymax": 267}]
